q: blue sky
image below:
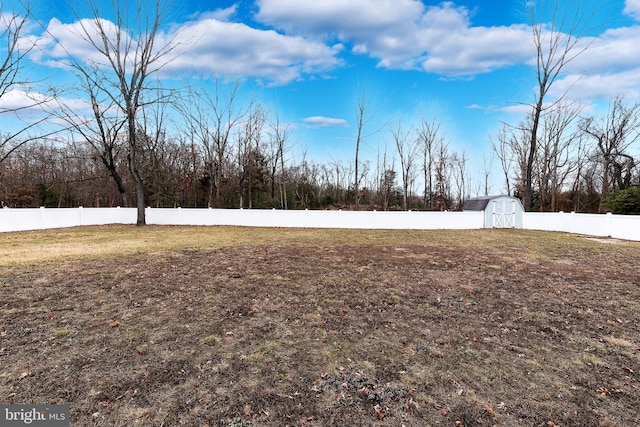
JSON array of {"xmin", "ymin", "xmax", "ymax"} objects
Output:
[{"xmin": 3, "ymin": 0, "xmax": 640, "ymax": 194}]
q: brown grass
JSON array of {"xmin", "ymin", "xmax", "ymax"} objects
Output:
[{"xmin": 1, "ymin": 226, "xmax": 639, "ymax": 426}]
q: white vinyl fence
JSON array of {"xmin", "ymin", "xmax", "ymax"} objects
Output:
[
  {"xmin": 1, "ymin": 207, "xmax": 639, "ymax": 241},
  {"xmin": 522, "ymin": 211, "xmax": 640, "ymax": 242}
]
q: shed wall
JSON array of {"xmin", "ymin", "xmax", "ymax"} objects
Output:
[{"xmin": 464, "ymin": 196, "xmax": 524, "ymax": 228}]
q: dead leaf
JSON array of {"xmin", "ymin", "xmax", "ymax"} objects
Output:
[
  {"xmin": 18, "ymin": 371, "xmax": 30, "ymax": 380},
  {"xmin": 115, "ymin": 389, "xmax": 135, "ymax": 400},
  {"xmin": 405, "ymin": 398, "xmax": 419, "ymax": 412},
  {"xmin": 97, "ymin": 400, "xmax": 113, "ymax": 410},
  {"xmin": 110, "ymin": 321, "xmax": 120, "ymax": 328},
  {"xmin": 374, "ymin": 404, "xmax": 386, "ymax": 420},
  {"xmin": 483, "ymin": 404, "xmax": 495, "ymax": 416}
]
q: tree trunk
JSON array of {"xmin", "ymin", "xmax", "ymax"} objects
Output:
[
  {"xmin": 112, "ymin": 170, "xmax": 128, "ymax": 208},
  {"xmin": 128, "ymin": 148, "xmax": 146, "ymax": 225},
  {"xmin": 524, "ymin": 96, "xmax": 544, "ymax": 211},
  {"xmin": 280, "ymin": 148, "xmax": 287, "ymax": 210}
]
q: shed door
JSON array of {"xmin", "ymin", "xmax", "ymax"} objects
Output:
[{"xmin": 492, "ymin": 199, "xmax": 515, "ymax": 228}]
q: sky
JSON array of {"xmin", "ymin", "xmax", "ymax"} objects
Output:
[{"xmin": 2, "ymin": 0, "xmax": 640, "ymax": 194}]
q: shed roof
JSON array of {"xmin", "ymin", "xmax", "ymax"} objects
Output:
[
  {"xmin": 464, "ymin": 195, "xmax": 519, "ymax": 211},
  {"xmin": 464, "ymin": 196, "xmax": 494, "ymax": 211}
]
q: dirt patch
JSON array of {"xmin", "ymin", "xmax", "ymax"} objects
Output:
[
  {"xmin": 584, "ymin": 237, "xmax": 624, "ymax": 244},
  {"xmin": 1, "ymin": 230, "xmax": 639, "ymax": 426}
]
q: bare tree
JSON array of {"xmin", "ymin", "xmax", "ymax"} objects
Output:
[
  {"xmin": 379, "ymin": 166, "xmax": 397, "ymax": 210},
  {"xmin": 416, "ymin": 117, "xmax": 443, "ymax": 209},
  {"xmin": 0, "ymin": 4, "xmax": 30, "ymax": 104},
  {"xmin": 433, "ymin": 139, "xmax": 450, "ymax": 211},
  {"xmin": 568, "ymin": 137, "xmax": 591, "ymax": 212},
  {"xmin": 267, "ymin": 112, "xmax": 290, "ymax": 209},
  {"xmin": 137, "ymin": 85, "xmax": 175, "ymax": 207},
  {"xmin": 451, "ymin": 150, "xmax": 469, "ymax": 209},
  {"xmin": 580, "ymin": 95, "xmax": 640, "ymax": 211},
  {"xmin": 492, "ymin": 125, "xmax": 515, "ymax": 196},
  {"xmin": 523, "ymin": 0, "xmax": 590, "ymax": 211},
  {"xmin": 390, "ymin": 120, "xmax": 419, "ymax": 211},
  {"xmin": 52, "ymin": 69, "xmax": 129, "ymax": 207},
  {"xmin": 328, "ymin": 157, "xmax": 348, "ymax": 205},
  {"xmin": 493, "ymin": 119, "xmax": 534, "ymax": 198},
  {"xmin": 537, "ymin": 100, "xmax": 582, "ymax": 210},
  {"xmin": 67, "ymin": 0, "xmax": 178, "ymax": 224},
  {"xmin": 179, "ymin": 80, "xmax": 249, "ymax": 208},
  {"xmin": 292, "ymin": 154, "xmax": 323, "ymax": 209},
  {"xmin": 480, "ymin": 152, "xmax": 494, "ymax": 197},
  {"xmin": 353, "ymin": 90, "xmax": 379, "ymax": 210},
  {"xmin": 236, "ymin": 104, "xmax": 266, "ymax": 209},
  {"xmin": 0, "ymin": 2, "xmax": 52, "ymax": 170},
  {"xmin": 353, "ymin": 91, "xmax": 365, "ymax": 209},
  {"xmin": 374, "ymin": 141, "xmax": 395, "ymax": 210}
]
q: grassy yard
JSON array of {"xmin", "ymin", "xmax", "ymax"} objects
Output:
[{"xmin": 1, "ymin": 226, "xmax": 639, "ymax": 426}]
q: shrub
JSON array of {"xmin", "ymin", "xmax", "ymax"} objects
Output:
[{"xmin": 605, "ymin": 186, "xmax": 640, "ymax": 214}]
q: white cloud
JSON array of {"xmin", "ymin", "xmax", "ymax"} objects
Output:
[
  {"xmin": 302, "ymin": 116, "xmax": 349, "ymax": 127},
  {"xmin": 0, "ymin": 88, "xmax": 63, "ymax": 130},
  {"xmin": 534, "ymin": 25, "xmax": 640, "ymax": 102},
  {"xmin": 35, "ymin": 17, "xmax": 135, "ymax": 70},
  {"xmin": 256, "ymin": 0, "xmax": 424, "ymax": 38},
  {"xmin": 254, "ymin": 0, "xmax": 640, "ymax": 91},
  {"xmin": 165, "ymin": 18, "xmax": 342, "ymax": 85},
  {"xmin": 417, "ymin": 22, "xmax": 532, "ymax": 75},
  {"xmin": 550, "ymin": 71, "xmax": 640, "ymax": 101},
  {"xmin": 256, "ymin": 0, "xmax": 533, "ymax": 75},
  {"xmin": 36, "ymin": 13, "xmax": 342, "ymax": 86},
  {"xmin": 565, "ymin": 27, "xmax": 640, "ymax": 75},
  {"xmin": 0, "ymin": 89, "xmax": 39, "ymax": 111},
  {"xmin": 624, "ymin": 0, "xmax": 640, "ymax": 20},
  {"xmin": 193, "ymin": 5, "xmax": 238, "ymax": 21},
  {"xmin": 29, "ymin": 1, "xmax": 640, "ymax": 98}
]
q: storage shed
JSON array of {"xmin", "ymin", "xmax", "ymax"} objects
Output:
[{"xmin": 464, "ymin": 195, "xmax": 524, "ymax": 229}]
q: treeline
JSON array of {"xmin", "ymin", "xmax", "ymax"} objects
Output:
[
  {"xmin": 1, "ymin": 91, "xmax": 639, "ymax": 214},
  {"xmin": 0, "ymin": 107, "xmax": 466, "ymax": 211},
  {"xmin": 1, "ymin": 1, "xmax": 640, "ymax": 215},
  {"xmin": 493, "ymin": 96, "xmax": 640, "ymax": 214}
]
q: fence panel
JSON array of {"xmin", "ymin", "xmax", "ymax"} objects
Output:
[{"xmin": 1, "ymin": 207, "xmax": 639, "ymax": 241}]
